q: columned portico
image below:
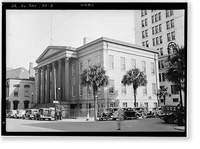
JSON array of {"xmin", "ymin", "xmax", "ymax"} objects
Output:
[{"xmin": 35, "ymin": 46, "xmax": 77, "ymax": 109}]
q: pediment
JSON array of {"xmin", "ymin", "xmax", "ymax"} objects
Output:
[{"xmin": 36, "ymin": 46, "xmax": 66, "ymax": 63}]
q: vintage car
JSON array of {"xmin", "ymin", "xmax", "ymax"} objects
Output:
[
  {"xmin": 159, "ymin": 105, "xmax": 185, "ymax": 124},
  {"xmin": 97, "ymin": 108, "xmax": 113, "ymax": 121},
  {"xmin": 23, "ymin": 109, "xmax": 39, "ymax": 120},
  {"xmin": 6, "ymin": 110, "xmax": 17, "ymax": 118},
  {"xmin": 133, "ymin": 107, "xmax": 147, "ymax": 119},
  {"xmin": 121, "ymin": 107, "xmax": 138, "ymax": 120},
  {"xmin": 15, "ymin": 109, "xmax": 26, "ymax": 119},
  {"xmin": 35, "ymin": 108, "xmax": 53, "ymax": 121}
]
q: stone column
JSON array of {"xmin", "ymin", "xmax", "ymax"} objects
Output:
[
  {"xmin": 41, "ymin": 66, "xmax": 45, "ymax": 103},
  {"xmin": 51, "ymin": 62, "xmax": 56, "ymax": 102},
  {"xmin": 65, "ymin": 57, "xmax": 69, "ymax": 101},
  {"xmin": 58, "ymin": 59, "xmax": 62, "ymax": 102},
  {"xmin": 47, "ymin": 64, "xmax": 50, "ymax": 103},
  {"xmin": 37, "ymin": 68, "xmax": 41, "ymax": 103}
]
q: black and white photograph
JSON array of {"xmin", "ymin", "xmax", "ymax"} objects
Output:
[{"xmin": 2, "ymin": 2, "xmax": 188, "ymax": 138}]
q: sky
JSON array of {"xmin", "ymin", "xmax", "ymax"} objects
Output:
[{"xmin": 6, "ymin": 10, "xmax": 135, "ymax": 70}]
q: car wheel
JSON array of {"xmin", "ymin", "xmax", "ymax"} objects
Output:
[{"xmin": 166, "ymin": 117, "xmax": 174, "ymax": 123}]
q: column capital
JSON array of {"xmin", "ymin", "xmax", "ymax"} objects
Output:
[
  {"xmin": 47, "ymin": 64, "xmax": 50, "ymax": 68},
  {"xmin": 65, "ymin": 57, "xmax": 69, "ymax": 63}
]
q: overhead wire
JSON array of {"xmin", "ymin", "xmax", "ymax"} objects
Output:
[{"xmin": 7, "ymin": 10, "xmax": 78, "ymax": 60}]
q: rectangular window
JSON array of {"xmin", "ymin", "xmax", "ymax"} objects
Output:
[
  {"xmin": 166, "ymin": 21, "xmax": 170, "ymax": 29},
  {"xmin": 79, "ymin": 62, "xmax": 82, "ymax": 74},
  {"xmin": 158, "ymin": 12, "xmax": 161, "ymax": 20},
  {"xmin": 160, "ymin": 36, "xmax": 162, "ymax": 44},
  {"xmin": 171, "ymin": 85, "xmax": 179, "ymax": 94},
  {"xmin": 160, "ymin": 48, "xmax": 163, "ymax": 56},
  {"xmin": 142, "ymin": 41, "xmax": 145, "ymax": 47},
  {"xmin": 123, "ymin": 102, "xmax": 128, "ymax": 108},
  {"xmin": 162, "ymin": 73, "xmax": 165, "ymax": 81},
  {"xmin": 79, "ymin": 84, "xmax": 83, "ymax": 96},
  {"xmin": 109, "ymin": 55, "xmax": 114, "ymax": 69},
  {"xmin": 153, "ymin": 38, "xmax": 155, "ymax": 46},
  {"xmin": 152, "ymin": 27, "xmax": 155, "ymax": 35},
  {"xmin": 121, "ymin": 57, "xmax": 125, "ymax": 71},
  {"xmin": 155, "ymin": 14, "xmax": 158, "ymax": 22},
  {"xmin": 160, "ymin": 60, "xmax": 164, "ymax": 69},
  {"xmin": 167, "ymin": 33, "xmax": 171, "ymax": 42},
  {"xmin": 141, "ymin": 20, "xmax": 145, "ymax": 27},
  {"xmin": 159, "ymin": 24, "xmax": 162, "ymax": 32},
  {"xmin": 14, "ymin": 91, "xmax": 18, "ymax": 97},
  {"xmin": 108, "ymin": 79, "xmax": 114, "ymax": 94},
  {"xmin": 145, "ymin": 18, "xmax": 148, "ymax": 26},
  {"xmin": 172, "ymin": 31, "xmax": 175, "ymax": 40},
  {"xmin": 88, "ymin": 59, "xmax": 91, "ymax": 66},
  {"xmin": 72, "ymin": 85, "xmax": 75, "ymax": 97},
  {"xmin": 146, "ymin": 40, "xmax": 149, "ymax": 47},
  {"xmin": 132, "ymin": 59, "xmax": 136, "ymax": 69},
  {"xmin": 171, "ymin": 19, "xmax": 174, "ymax": 28},
  {"xmin": 156, "ymin": 37, "xmax": 159, "ymax": 45},
  {"xmin": 143, "ymin": 86, "xmax": 147, "ymax": 95},
  {"xmin": 152, "ymin": 16, "xmax": 154, "ymax": 23},
  {"xmin": 155, "ymin": 25, "xmax": 158, "ymax": 33},
  {"xmin": 151, "ymin": 62, "xmax": 155, "ymax": 74},
  {"xmin": 145, "ymin": 29, "xmax": 148, "ymax": 37},
  {"xmin": 121, "ymin": 84, "xmax": 126, "ymax": 94},
  {"xmin": 166, "ymin": 10, "xmax": 170, "ymax": 17},
  {"xmin": 170, "ymin": 10, "xmax": 174, "ymax": 16},
  {"xmin": 88, "ymin": 87, "xmax": 92, "ymax": 95},
  {"xmin": 142, "ymin": 31, "xmax": 145, "ymax": 38},
  {"xmin": 96, "ymin": 55, "xmax": 100, "ymax": 64},
  {"xmin": 173, "ymin": 98, "xmax": 179, "ymax": 102},
  {"xmin": 142, "ymin": 61, "xmax": 146, "ymax": 73},
  {"xmin": 72, "ymin": 64, "xmax": 75, "ymax": 76},
  {"xmin": 159, "ymin": 73, "xmax": 162, "ymax": 82},
  {"xmin": 152, "ymin": 83, "xmax": 156, "ymax": 95}
]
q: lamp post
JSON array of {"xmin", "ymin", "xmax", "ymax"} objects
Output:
[{"xmin": 31, "ymin": 93, "xmax": 33, "ymax": 108}]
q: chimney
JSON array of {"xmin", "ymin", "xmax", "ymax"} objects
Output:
[
  {"xmin": 29, "ymin": 62, "xmax": 34, "ymax": 77},
  {"xmin": 83, "ymin": 37, "xmax": 93, "ymax": 45}
]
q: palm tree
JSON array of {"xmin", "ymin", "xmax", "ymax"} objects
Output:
[
  {"xmin": 80, "ymin": 64, "xmax": 109, "ymax": 120},
  {"xmin": 157, "ymin": 86, "xmax": 169, "ymax": 105},
  {"xmin": 121, "ymin": 68, "xmax": 147, "ymax": 107},
  {"xmin": 165, "ymin": 46, "xmax": 185, "ymax": 107}
]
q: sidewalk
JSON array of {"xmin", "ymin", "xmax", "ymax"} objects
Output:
[
  {"xmin": 174, "ymin": 126, "xmax": 185, "ymax": 131},
  {"xmin": 57, "ymin": 117, "xmax": 96, "ymax": 122}
]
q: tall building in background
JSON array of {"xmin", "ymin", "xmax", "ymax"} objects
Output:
[{"xmin": 134, "ymin": 10, "xmax": 185, "ymax": 106}]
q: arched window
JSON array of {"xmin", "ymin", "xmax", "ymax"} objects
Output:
[
  {"xmin": 24, "ymin": 100, "xmax": 30, "ymax": 109},
  {"xmin": 13, "ymin": 100, "xmax": 19, "ymax": 110}
]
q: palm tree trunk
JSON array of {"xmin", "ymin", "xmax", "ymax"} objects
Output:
[
  {"xmin": 93, "ymin": 90, "xmax": 97, "ymax": 121},
  {"xmin": 163, "ymin": 96, "xmax": 165, "ymax": 105},
  {"xmin": 134, "ymin": 89, "xmax": 137, "ymax": 107},
  {"xmin": 179, "ymin": 88, "xmax": 183, "ymax": 107}
]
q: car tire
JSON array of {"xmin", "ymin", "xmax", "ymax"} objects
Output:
[{"xmin": 166, "ymin": 117, "xmax": 174, "ymax": 123}]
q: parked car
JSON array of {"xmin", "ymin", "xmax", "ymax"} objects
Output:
[
  {"xmin": 159, "ymin": 105, "xmax": 185, "ymax": 124},
  {"xmin": 133, "ymin": 107, "xmax": 147, "ymax": 118},
  {"xmin": 121, "ymin": 107, "xmax": 138, "ymax": 120},
  {"xmin": 97, "ymin": 108, "xmax": 113, "ymax": 121},
  {"xmin": 15, "ymin": 109, "xmax": 26, "ymax": 119},
  {"xmin": 6, "ymin": 110, "xmax": 17, "ymax": 118},
  {"xmin": 23, "ymin": 109, "xmax": 39, "ymax": 120},
  {"xmin": 35, "ymin": 108, "xmax": 53, "ymax": 121}
]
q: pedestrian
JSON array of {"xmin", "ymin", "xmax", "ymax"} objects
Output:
[
  {"xmin": 117, "ymin": 108, "xmax": 123, "ymax": 130},
  {"xmin": 177, "ymin": 104, "xmax": 183, "ymax": 126},
  {"xmin": 59, "ymin": 110, "xmax": 62, "ymax": 120}
]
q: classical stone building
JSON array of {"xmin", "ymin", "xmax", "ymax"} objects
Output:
[{"xmin": 34, "ymin": 37, "xmax": 159, "ymax": 116}]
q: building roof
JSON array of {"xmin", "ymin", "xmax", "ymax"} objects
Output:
[
  {"xmin": 76, "ymin": 37, "xmax": 158, "ymax": 54},
  {"xmin": 6, "ymin": 67, "xmax": 30, "ymax": 79}
]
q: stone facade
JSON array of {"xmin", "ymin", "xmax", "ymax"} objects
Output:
[{"xmin": 34, "ymin": 37, "xmax": 159, "ymax": 112}]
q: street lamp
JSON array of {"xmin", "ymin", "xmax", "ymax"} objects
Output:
[{"xmin": 31, "ymin": 93, "xmax": 33, "ymax": 108}]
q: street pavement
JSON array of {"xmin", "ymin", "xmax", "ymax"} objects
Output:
[{"xmin": 5, "ymin": 117, "xmax": 183, "ymax": 132}]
